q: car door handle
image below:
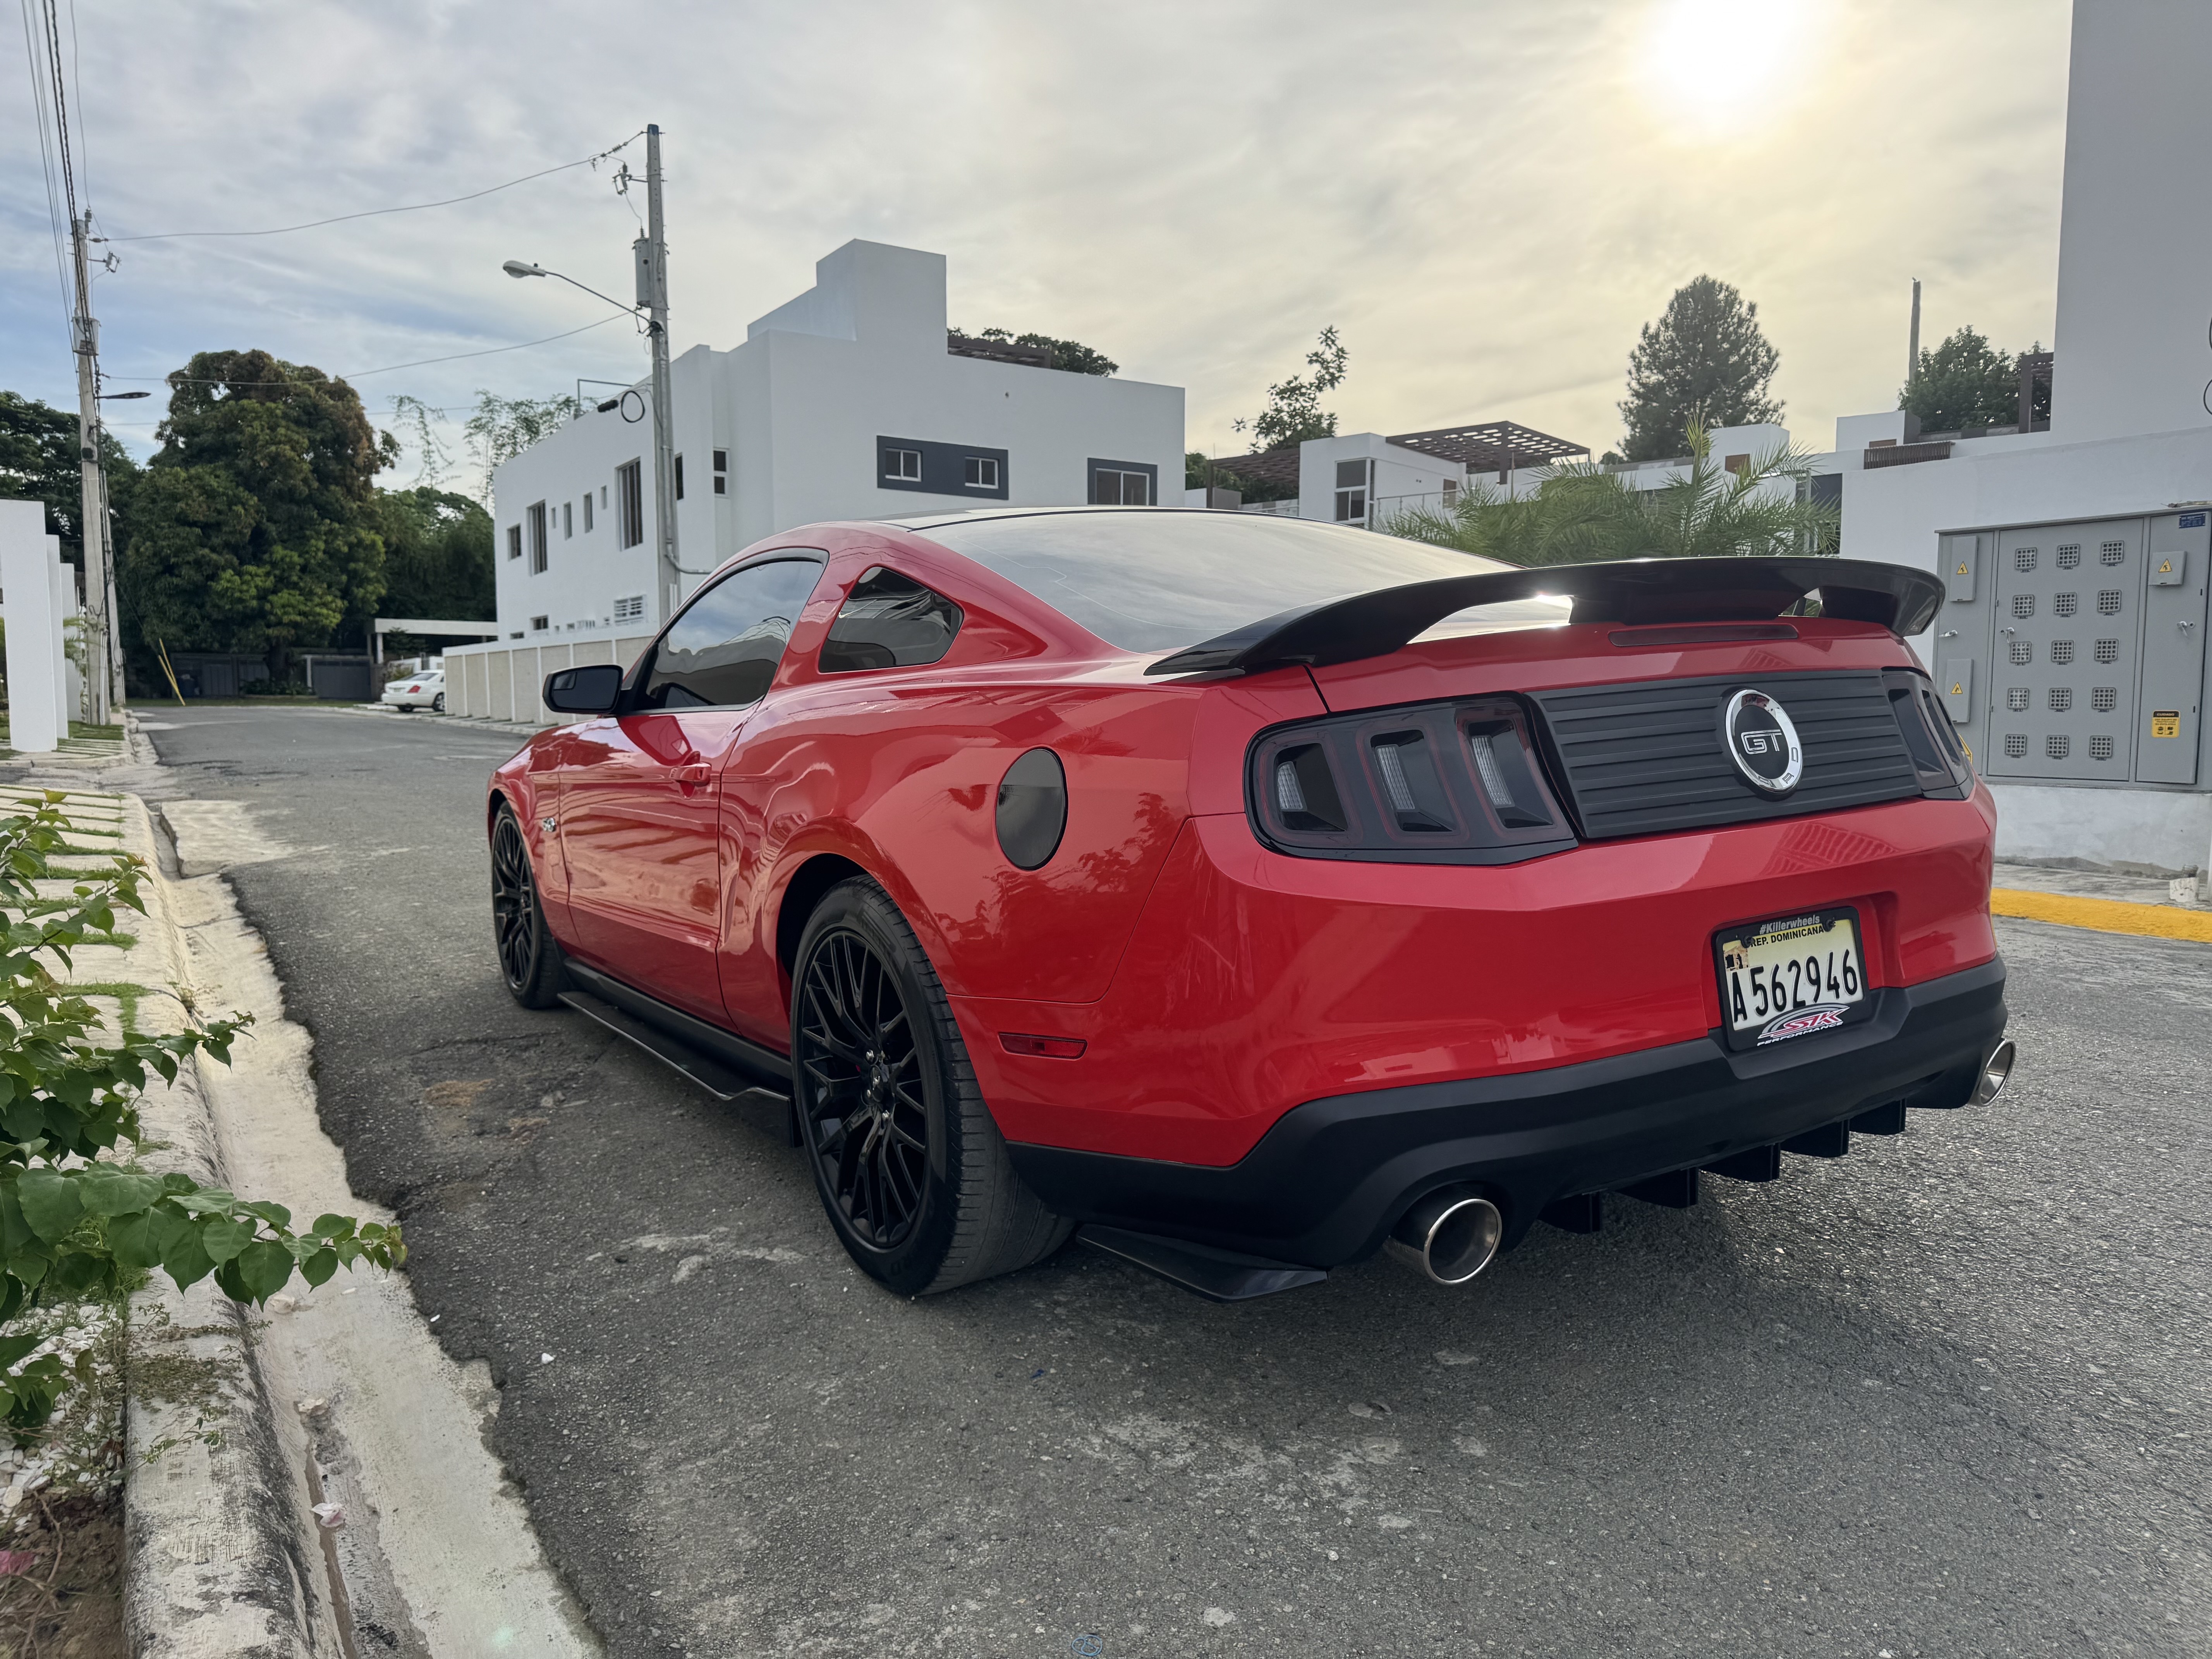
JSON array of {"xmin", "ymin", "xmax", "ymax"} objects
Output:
[{"xmin": 674, "ymin": 762, "xmax": 713, "ymax": 790}]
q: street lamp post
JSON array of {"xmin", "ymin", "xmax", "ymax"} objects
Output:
[{"xmin": 503, "ymin": 124, "xmax": 678, "ymax": 622}]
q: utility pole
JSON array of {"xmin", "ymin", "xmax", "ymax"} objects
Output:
[
  {"xmin": 1907, "ymin": 277, "xmax": 1923, "ymax": 393},
  {"xmin": 635, "ymin": 123, "xmax": 679, "ymax": 622},
  {"xmin": 69, "ymin": 211, "xmax": 113, "ymax": 726}
]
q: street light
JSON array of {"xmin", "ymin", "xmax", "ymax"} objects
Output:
[
  {"xmin": 498, "ymin": 248, "xmax": 682, "ymax": 608},
  {"xmin": 96, "ymin": 390, "xmax": 149, "ymax": 400}
]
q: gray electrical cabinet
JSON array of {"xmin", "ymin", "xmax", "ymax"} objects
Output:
[{"xmin": 1934, "ymin": 509, "xmax": 2211, "ymax": 790}]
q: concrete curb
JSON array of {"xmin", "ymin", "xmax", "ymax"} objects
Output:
[{"xmin": 107, "ymin": 792, "xmax": 347, "ymax": 1656}]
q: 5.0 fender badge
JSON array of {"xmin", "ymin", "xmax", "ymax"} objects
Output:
[{"xmin": 1721, "ymin": 688, "xmax": 1803, "ymax": 795}]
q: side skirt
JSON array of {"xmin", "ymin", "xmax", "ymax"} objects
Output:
[{"xmin": 560, "ymin": 965, "xmax": 795, "ymax": 1144}]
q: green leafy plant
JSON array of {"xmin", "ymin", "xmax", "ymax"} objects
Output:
[
  {"xmin": 0, "ymin": 794, "xmax": 400, "ymax": 1437},
  {"xmin": 1388, "ymin": 424, "xmax": 1838, "ymax": 566}
]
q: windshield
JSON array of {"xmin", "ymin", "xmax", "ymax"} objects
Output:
[{"xmin": 910, "ymin": 510, "xmax": 1554, "ymax": 652}]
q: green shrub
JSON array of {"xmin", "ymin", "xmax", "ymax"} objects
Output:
[{"xmin": 0, "ymin": 793, "xmax": 400, "ymax": 1436}]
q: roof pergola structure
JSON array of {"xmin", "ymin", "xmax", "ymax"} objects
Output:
[{"xmin": 1218, "ymin": 420, "xmax": 1588, "ymax": 494}]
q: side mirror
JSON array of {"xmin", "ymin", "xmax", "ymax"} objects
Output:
[{"xmin": 544, "ymin": 663, "xmax": 623, "ymax": 714}]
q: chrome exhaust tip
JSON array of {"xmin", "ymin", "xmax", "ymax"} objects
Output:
[
  {"xmin": 1969, "ymin": 1038, "xmax": 2016, "ymax": 1106},
  {"xmin": 1384, "ymin": 1189, "xmax": 1503, "ymax": 1286}
]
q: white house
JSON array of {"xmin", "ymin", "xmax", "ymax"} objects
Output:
[
  {"xmin": 481, "ymin": 239, "xmax": 1184, "ymax": 646},
  {"xmin": 1826, "ymin": 0, "xmax": 2212, "ymax": 875}
]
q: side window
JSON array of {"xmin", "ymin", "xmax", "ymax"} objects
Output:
[
  {"xmin": 642, "ymin": 557, "xmax": 824, "ymax": 708},
  {"xmin": 818, "ymin": 567, "xmax": 964, "ymax": 674}
]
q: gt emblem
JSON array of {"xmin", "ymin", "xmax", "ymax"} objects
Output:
[
  {"xmin": 1721, "ymin": 688, "xmax": 1803, "ymax": 795},
  {"xmin": 539, "ymin": 816, "xmax": 557, "ymax": 834}
]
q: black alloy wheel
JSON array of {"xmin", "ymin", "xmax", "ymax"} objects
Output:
[
  {"xmin": 491, "ymin": 806, "xmax": 565, "ymax": 1007},
  {"xmin": 790, "ymin": 878, "xmax": 1072, "ymax": 1294},
  {"xmin": 797, "ymin": 926, "xmax": 929, "ymax": 1250}
]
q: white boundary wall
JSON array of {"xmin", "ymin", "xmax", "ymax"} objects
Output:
[{"xmin": 442, "ymin": 631, "xmax": 657, "ymax": 727}]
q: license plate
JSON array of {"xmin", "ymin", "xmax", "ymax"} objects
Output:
[{"xmin": 1715, "ymin": 909, "xmax": 1866, "ymax": 1046}]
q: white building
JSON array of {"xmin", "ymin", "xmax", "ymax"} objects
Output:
[
  {"xmin": 1827, "ymin": 0, "xmax": 2212, "ymax": 875},
  {"xmin": 1200, "ymin": 421, "xmax": 1590, "ymax": 524},
  {"xmin": 483, "ymin": 239, "xmax": 1183, "ymax": 644}
]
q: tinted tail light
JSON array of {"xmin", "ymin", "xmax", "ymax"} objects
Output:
[
  {"xmin": 1247, "ymin": 698, "xmax": 1576, "ymax": 865},
  {"xmin": 1882, "ymin": 669, "xmax": 1973, "ymax": 797}
]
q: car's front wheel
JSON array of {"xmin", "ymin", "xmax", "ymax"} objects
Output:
[
  {"xmin": 491, "ymin": 805, "xmax": 567, "ymax": 1008},
  {"xmin": 791, "ymin": 878, "xmax": 1071, "ymax": 1294}
]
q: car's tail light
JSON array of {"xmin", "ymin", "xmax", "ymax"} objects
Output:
[
  {"xmin": 1247, "ymin": 698, "xmax": 1575, "ymax": 864},
  {"xmin": 1882, "ymin": 669, "xmax": 1973, "ymax": 797}
]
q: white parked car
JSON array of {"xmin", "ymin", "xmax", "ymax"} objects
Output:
[{"xmin": 381, "ymin": 668, "xmax": 445, "ymax": 712}]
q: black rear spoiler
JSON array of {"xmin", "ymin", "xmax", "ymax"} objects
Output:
[{"xmin": 1143, "ymin": 556, "xmax": 1944, "ymax": 678}]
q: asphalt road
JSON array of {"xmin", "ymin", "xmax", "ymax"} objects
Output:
[{"xmin": 109, "ymin": 708, "xmax": 2212, "ymax": 1657}]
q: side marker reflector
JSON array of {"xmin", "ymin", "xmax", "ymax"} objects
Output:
[{"xmin": 1000, "ymin": 1032, "xmax": 1086, "ymax": 1059}]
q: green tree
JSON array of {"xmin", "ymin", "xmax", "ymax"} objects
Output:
[
  {"xmin": 1899, "ymin": 326, "xmax": 2040, "ymax": 432},
  {"xmin": 1249, "ymin": 327, "xmax": 1348, "ymax": 450},
  {"xmin": 462, "ymin": 391, "xmax": 579, "ymax": 503},
  {"xmin": 0, "ymin": 391, "xmax": 140, "ymax": 568},
  {"xmin": 1390, "ymin": 425, "xmax": 1837, "ymax": 566},
  {"xmin": 974, "ymin": 329, "xmax": 1118, "ymax": 376},
  {"xmin": 378, "ymin": 488, "xmax": 495, "ymax": 625},
  {"xmin": 1619, "ymin": 277, "xmax": 1783, "ymax": 462},
  {"xmin": 118, "ymin": 351, "xmax": 393, "ymax": 685}
]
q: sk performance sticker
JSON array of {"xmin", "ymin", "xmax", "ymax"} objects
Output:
[{"xmin": 1758, "ymin": 1003, "xmax": 1849, "ymax": 1045}]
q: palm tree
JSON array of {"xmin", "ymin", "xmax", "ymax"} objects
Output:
[{"xmin": 1388, "ymin": 424, "xmax": 1838, "ymax": 567}]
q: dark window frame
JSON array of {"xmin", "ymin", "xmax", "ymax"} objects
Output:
[
  {"xmin": 527, "ymin": 501, "xmax": 549, "ymax": 573},
  {"xmin": 876, "ymin": 436, "xmax": 1009, "ymax": 500},
  {"xmin": 616, "ymin": 460, "xmax": 644, "ymax": 549},
  {"xmin": 1087, "ymin": 458, "xmax": 1158, "ymax": 506}
]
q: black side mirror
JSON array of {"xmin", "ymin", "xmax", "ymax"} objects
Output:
[{"xmin": 544, "ymin": 663, "xmax": 623, "ymax": 714}]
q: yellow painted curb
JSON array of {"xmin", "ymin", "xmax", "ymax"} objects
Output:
[{"xmin": 1990, "ymin": 887, "xmax": 2212, "ymax": 943}]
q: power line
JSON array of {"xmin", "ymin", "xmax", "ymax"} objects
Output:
[
  {"xmin": 18, "ymin": 0, "xmax": 72, "ymax": 331},
  {"xmin": 102, "ymin": 132, "xmax": 646, "ymax": 243},
  {"xmin": 103, "ymin": 312, "xmax": 635, "ymax": 390}
]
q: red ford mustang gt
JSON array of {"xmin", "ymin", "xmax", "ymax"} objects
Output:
[{"xmin": 487, "ymin": 508, "xmax": 2011, "ymax": 1300}]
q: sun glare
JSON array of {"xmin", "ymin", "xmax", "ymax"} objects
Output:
[{"xmin": 1640, "ymin": 0, "xmax": 1817, "ymax": 138}]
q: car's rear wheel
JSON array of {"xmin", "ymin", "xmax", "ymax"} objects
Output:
[
  {"xmin": 491, "ymin": 805, "xmax": 566, "ymax": 1008},
  {"xmin": 792, "ymin": 878, "xmax": 1071, "ymax": 1294},
  {"xmin": 433, "ymin": 692, "xmax": 445, "ymax": 713}
]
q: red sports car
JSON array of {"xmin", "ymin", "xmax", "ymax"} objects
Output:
[{"xmin": 487, "ymin": 509, "xmax": 2011, "ymax": 1300}]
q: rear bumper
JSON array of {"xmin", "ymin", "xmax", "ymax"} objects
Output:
[{"xmin": 1004, "ymin": 956, "xmax": 2007, "ymax": 1268}]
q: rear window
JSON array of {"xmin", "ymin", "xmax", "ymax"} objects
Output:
[
  {"xmin": 819, "ymin": 567, "xmax": 963, "ymax": 673},
  {"xmin": 912, "ymin": 510, "xmax": 1518, "ymax": 652}
]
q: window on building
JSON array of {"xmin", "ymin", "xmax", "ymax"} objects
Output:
[
  {"xmin": 1441, "ymin": 479, "xmax": 1459, "ymax": 508},
  {"xmin": 641, "ymin": 556, "xmax": 826, "ymax": 709},
  {"xmin": 563, "ymin": 501, "xmax": 573, "ymax": 539},
  {"xmin": 507, "ymin": 525, "xmax": 522, "ymax": 560},
  {"xmin": 617, "ymin": 461, "xmax": 644, "ymax": 549},
  {"xmin": 527, "ymin": 501, "xmax": 549, "ymax": 573},
  {"xmin": 1333, "ymin": 460, "xmax": 1369, "ymax": 524},
  {"xmin": 582, "ymin": 493, "xmax": 594, "ymax": 533},
  {"xmin": 675, "ymin": 453, "xmax": 685, "ymax": 501},
  {"xmin": 819, "ymin": 566, "xmax": 964, "ymax": 673},
  {"xmin": 713, "ymin": 448, "xmax": 728, "ymax": 495},
  {"xmin": 883, "ymin": 447, "xmax": 922, "ymax": 482},
  {"xmin": 613, "ymin": 594, "xmax": 646, "ymax": 624},
  {"xmin": 1088, "ymin": 461, "xmax": 1155, "ymax": 506},
  {"xmin": 964, "ymin": 455, "xmax": 1000, "ymax": 490},
  {"xmin": 529, "ymin": 615, "xmax": 549, "ymax": 632},
  {"xmin": 600, "ymin": 484, "xmax": 609, "ymax": 508}
]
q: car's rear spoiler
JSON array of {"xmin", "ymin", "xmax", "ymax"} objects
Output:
[{"xmin": 1143, "ymin": 556, "xmax": 1944, "ymax": 678}]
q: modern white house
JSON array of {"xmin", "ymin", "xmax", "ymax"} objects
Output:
[
  {"xmin": 1819, "ymin": 0, "xmax": 2212, "ymax": 874},
  {"xmin": 477, "ymin": 239, "xmax": 1183, "ymax": 648},
  {"xmin": 1200, "ymin": 421, "xmax": 1590, "ymax": 523}
]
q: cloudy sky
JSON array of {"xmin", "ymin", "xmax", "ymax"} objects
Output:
[{"xmin": 5, "ymin": 0, "xmax": 2072, "ymax": 479}]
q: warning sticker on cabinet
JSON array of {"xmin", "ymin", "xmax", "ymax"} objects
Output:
[{"xmin": 2151, "ymin": 711, "xmax": 2182, "ymax": 738}]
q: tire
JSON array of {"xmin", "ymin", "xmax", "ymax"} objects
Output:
[
  {"xmin": 491, "ymin": 805, "xmax": 567, "ymax": 1008},
  {"xmin": 433, "ymin": 693, "xmax": 445, "ymax": 713},
  {"xmin": 791, "ymin": 878, "xmax": 1072, "ymax": 1294}
]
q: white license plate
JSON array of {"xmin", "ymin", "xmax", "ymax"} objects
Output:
[{"xmin": 1717, "ymin": 910, "xmax": 1865, "ymax": 1045}]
